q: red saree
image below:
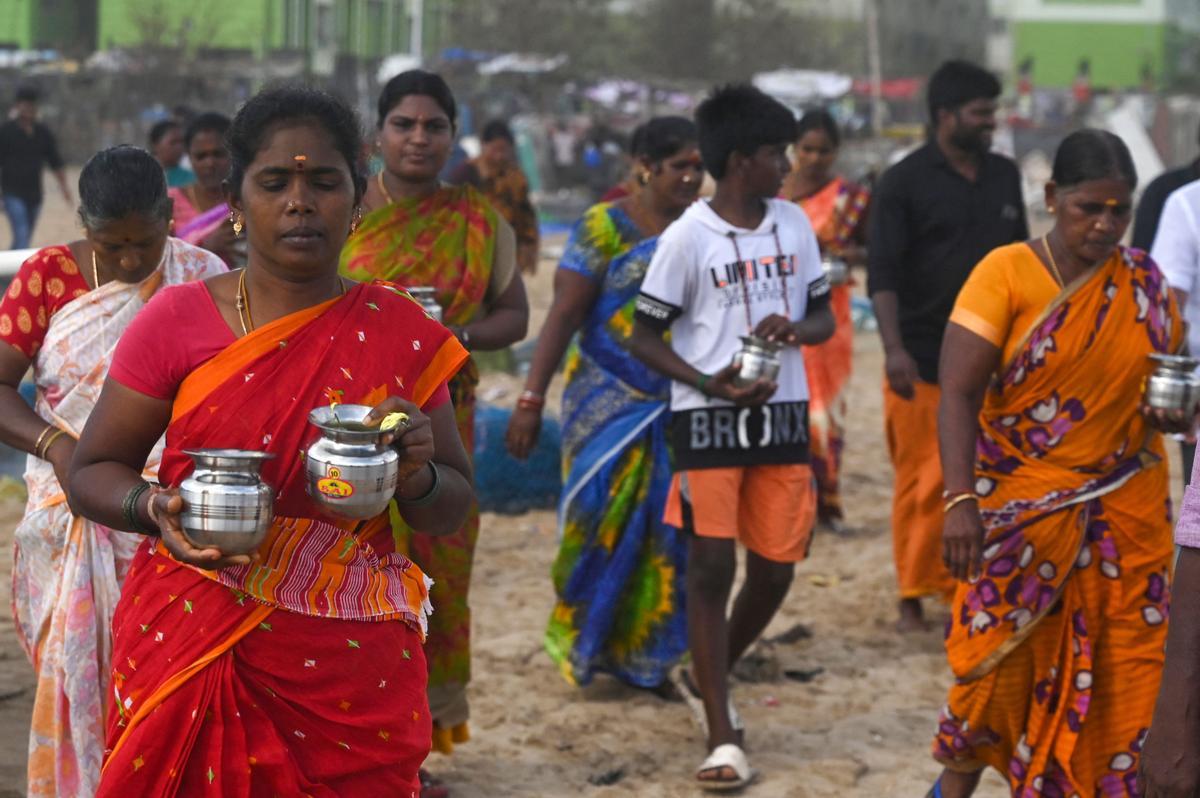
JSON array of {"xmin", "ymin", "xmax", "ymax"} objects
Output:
[{"xmin": 96, "ymin": 282, "xmax": 468, "ymax": 797}]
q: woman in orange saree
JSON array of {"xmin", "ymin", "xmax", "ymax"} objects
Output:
[
  {"xmin": 67, "ymin": 88, "xmax": 475, "ymax": 797},
  {"xmin": 930, "ymin": 131, "xmax": 1185, "ymax": 797},
  {"xmin": 782, "ymin": 110, "xmax": 869, "ymax": 529},
  {"xmin": 340, "ymin": 70, "xmax": 528, "ymax": 776}
]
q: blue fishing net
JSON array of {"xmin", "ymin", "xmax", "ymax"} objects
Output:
[{"xmin": 473, "ymin": 403, "xmax": 562, "ymax": 515}]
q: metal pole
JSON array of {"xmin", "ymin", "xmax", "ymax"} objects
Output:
[
  {"xmin": 865, "ymin": 0, "xmax": 884, "ymax": 135},
  {"xmin": 410, "ymin": 0, "xmax": 424, "ymax": 61}
]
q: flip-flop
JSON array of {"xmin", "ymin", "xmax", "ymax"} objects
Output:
[
  {"xmin": 419, "ymin": 769, "xmax": 450, "ymax": 798},
  {"xmin": 696, "ymin": 743, "xmax": 756, "ymax": 793},
  {"xmin": 669, "ymin": 664, "xmax": 744, "ymax": 735}
]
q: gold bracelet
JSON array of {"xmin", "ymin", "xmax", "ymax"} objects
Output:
[
  {"xmin": 33, "ymin": 425, "xmax": 56, "ymax": 459},
  {"xmin": 943, "ymin": 493, "xmax": 979, "ymax": 514},
  {"xmin": 39, "ymin": 429, "xmax": 67, "ymax": 459}
]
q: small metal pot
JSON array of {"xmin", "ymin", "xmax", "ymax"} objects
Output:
[
  {"xmin": 1145, "ymin": 353, "xmax": 1200, "ymax": 414},
  {"xmin": 179, "ymin": 449, "xmax": 275, "ymax": 555},
  {"xmin": 407, "ymin": 286, "xmax": 443, "ymax": 323},
  {"xmin": 822, "ymin": 254, "xmax": 850, "ymax": 286},
  {"xmin": 731, "ymin": 335, "xmax": 783, "ymax": 387},
  {"xmin": 306, "ymin": 404, "xmax": 401, "ymax": 520}
]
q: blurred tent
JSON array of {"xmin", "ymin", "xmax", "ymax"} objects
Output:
[
  {"xmin": 753, "ymin": 69, "xmax": 853, "ymax": 105},
  {"xmin": 851, "ymin": 77, "xmax": 923, "ymax": 100},
  {"xmin": 377, "ymin": 54, "xmax": 423, "ymax": 84},
  {"xmin": 477, "ymin": 53, "xmax": 568, "ymax": 76}
]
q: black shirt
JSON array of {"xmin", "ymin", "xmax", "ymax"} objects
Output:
[
  {"xmin": 1131, "ymin": 160, "xmax": 1200, "ymax": 251},
  {"xmin": 867, "ymin": 142, "xmax": 1028, "ymax": 383},
  {"xmin": 0, "ymin": 120, "xmax": 64, "ymax": 204}
]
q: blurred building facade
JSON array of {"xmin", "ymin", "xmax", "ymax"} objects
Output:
[
  {"xmin": 992, "ymin": 0, "xmax": 1200, "ymax": 89},
  {"xmin": 0, "ymin": 0, "xmax": 451, "ymax": 72}
]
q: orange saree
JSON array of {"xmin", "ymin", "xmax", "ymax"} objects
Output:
[
  {"xmin": 793, "ymin": 176, "xmax": 868, "ymax": 521},
  {"xmin": 933, "ymin": 245, "xmax": 1181, "ymax": 796},
  {"xmin": 96, "ymin": 282, "xmax": 467, "ymax": 797}
]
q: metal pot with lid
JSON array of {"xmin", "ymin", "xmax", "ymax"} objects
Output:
[
  {"xmin": 821, "ymin": 254, "xmax": 850, "ymax": 286},
  {"xmin": 731, "ymin": 335, "xmax": 783, "ymax": 388},
  {"xmin": 1145, "ymin": 353, "xmax": 1200, "ymax": 414},
  {"xmin": 179, "ymin": 449, "xmax": 275, "ymax": 555},
  {"xmin": 306, "ymin": 404, "xmax": 402, "ymax": 520},
  {"xmin": 407, "ymin": 286, "xmax": 443, "ymax": 323}
]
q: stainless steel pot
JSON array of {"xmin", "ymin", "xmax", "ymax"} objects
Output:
[
  {"xmin": 306, "ymin": 404, "xmax": 401, "ymax": 519},
  {"xmin": 407, "ymin": 286, "xmax": 443, "ymax": 323},
  {"xmin": 731, "ymin": 335, "xmax": 783, "ymax": 387},
  {"xmin": 822, "ymin": 254, "xmax": 850, "ymax": 286},
  {"xmin": 1145, "ymin": 353, "xmax": 1200, "ymax": 414},
  {"xmin": 179, "ymin": 449, "xmax": 275, "ymax": 555}
]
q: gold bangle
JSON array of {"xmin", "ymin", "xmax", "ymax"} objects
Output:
[
  {"xmin": 33, "ymin": 425, "xmax": 56, "ymax": 459},
  {"xmin": 39, "ymin": 429, "xmax": 68, "ymax": 459},
  {"xmin": 943, "ymin": 493, "xmax": 978, "ymax": 514}
]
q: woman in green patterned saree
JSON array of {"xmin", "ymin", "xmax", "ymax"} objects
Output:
[{"xmin": 339, "ymin": 70, "xmax": 529, "ymax": 790}]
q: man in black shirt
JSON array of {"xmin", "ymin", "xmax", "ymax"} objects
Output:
[
  {"xmin": 867, "ymin": 60, "xmax": 1028, "ymax": 632},
  {"xmin": 0, "ymin": 86, "xmax": 71, "ymax": 249},
  {"xmin": 1131, "ymin": 128, "xmax": 1200, "ymax": 251}
]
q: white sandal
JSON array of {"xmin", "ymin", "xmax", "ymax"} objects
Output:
[
  {"xmin": 670, "ymin": 665, "xmax": 744, "ymax": 736},
  {"xmin": 697, "ymin": 743, "xmax": 756, "ymax": 792}
]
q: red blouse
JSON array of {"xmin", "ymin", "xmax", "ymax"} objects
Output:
[
  {"xmin": 111, "ymin": 281, "xmax": 450, "ymax": 409},
  {"xmin": 0, "ymin": 246, "xmax": 90, "ymax": 358}
]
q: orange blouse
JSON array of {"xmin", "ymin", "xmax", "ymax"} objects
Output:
[{"xmin": 949, "ymin": 242, "xmax": 1060, "ymax": 365}]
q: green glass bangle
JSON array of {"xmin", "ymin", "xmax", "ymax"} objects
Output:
[
  {"xmin": 122, "ymin": 481, "xmax": 156, "ymax": 535},
  {"xmin": 397, "ymin": 462, "xmax": 441, "ymax": 507},
  {"xmin": 696, "ymin": 373, "xmax": 710, "ymax": 396}
]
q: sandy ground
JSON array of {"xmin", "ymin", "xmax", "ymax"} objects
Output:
[{"xmin": 0, "ymin": 176, "xmax": 1174, "ymax": 796}]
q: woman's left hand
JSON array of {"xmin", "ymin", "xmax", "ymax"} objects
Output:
[
  {"xmin": 365, "ymin": 397, "xmax": 433, "ymax": 482},
  {"xmin": 1141, "ymin": 403, "xmax": 1195, "ymax": 436}
]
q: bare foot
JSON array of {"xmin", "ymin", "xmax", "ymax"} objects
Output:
[
  {"xmin": 930, "ymin": 767, "xmax": 983, "ymax": 798},
  {"xmin": 896, "ymin": 598, "xmax": 929, "ymax": 633}
]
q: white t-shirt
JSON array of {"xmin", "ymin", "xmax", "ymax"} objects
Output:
[
  {"xmin": 1150, "ymin": 179, "xmax": 1200, "ymax": 360},
  {"xmin": 636, "ymin": 198, "xmax": 828, "ymax": 412}
]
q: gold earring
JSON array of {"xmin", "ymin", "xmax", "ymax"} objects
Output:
[
  {"xmin": 1048, "ymin": 206, "xmax": 1056, "ymax": 214},
  {"xmin": 232, "ymin": 213, "xmax": 244, "ymax": 237},
  {"xmin": 350, "ymin": 206, "xmax": 363, "ymax": 235},
  {"xmin": 637, "ymin": 171, "xmax": 651, "ymax": 186}
]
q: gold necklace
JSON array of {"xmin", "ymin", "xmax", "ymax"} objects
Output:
[
  {"xmin": 377, "ymin": 171, "xmax": 394, "ymax": 205},
  {"xmin": 235, "ymin": 268, "xmax": 253, "ymax": 335},
  {"xmin": 1041, "ymin": 234, "xmax": 1065, "ymax": 287},
  {"xmin": 91, "ymin": 249, "xmax": 101, "ymax": 289},
  {"xmin": 235, "ymin": 269, "xmax": 347, "ymax": 336}
]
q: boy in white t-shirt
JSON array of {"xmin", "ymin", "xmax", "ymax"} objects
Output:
[{"xmin": 630, "ymin": 84, "xmax": 834, "ymax": 791}]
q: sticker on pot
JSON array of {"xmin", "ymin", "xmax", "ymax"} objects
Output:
[{"xmin": 317, "ymin": 466, "xmax": 355, "ymax": 498}]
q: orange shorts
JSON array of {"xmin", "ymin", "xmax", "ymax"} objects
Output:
[{"xmin": 663, "ymin": 464, "xmax": 817, "ymax": 563}]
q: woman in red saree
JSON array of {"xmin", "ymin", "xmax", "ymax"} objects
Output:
[
  {"xmin": 340, "ymin": 70, "xmax": 529, "ymax": 786},
  {"xmin": 68, "ymin": 88, "xmax": 475, "ymax": 797},
  {"xmin": 930, "ymin": 131, "xmax": 1186, "ymax": 797},
  {"xmin": 781, "ymin": 110, "xmax": 869, "ymax": 530}
]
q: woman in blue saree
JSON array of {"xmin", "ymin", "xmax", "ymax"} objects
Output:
[{"xmin": 506, "ymin": 117, "xmax": 702, "ymax": 688}]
